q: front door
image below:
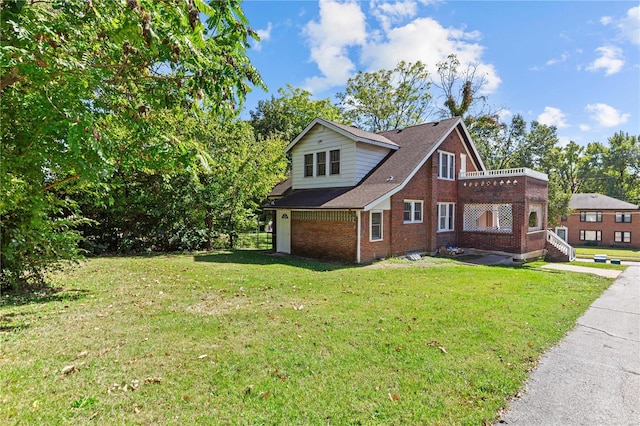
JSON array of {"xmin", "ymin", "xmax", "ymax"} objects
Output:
[
  {"xmin": 276, "ymin": 209, "xmax": 291, "ymax": 254},
  {"xmin": 555, "ymin": 226, "xmax": 568, "ymax": 242}
]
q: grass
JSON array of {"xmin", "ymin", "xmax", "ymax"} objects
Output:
[
  {"xmin": 574, "ymin": 246, "xmax": 640, "ymax": 261},
  {"xmin": 0, "ymin": 251, "xmax": 613, "ymax": 425}
]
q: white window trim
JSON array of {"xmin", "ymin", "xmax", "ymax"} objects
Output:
[
  {"xmin": 528, "ymin": 203, "xmax": 544, "ymax": 232},
  {"xmin": 316, "ymin": 151, "xmax": 327, "ymax": 177},
  {"xmin": 460, "ymin": 153, "xmax": 467, "ymax": 174},
  {"xmin": 370, "ymin": 210, "xmax": 383, "ymax": 242},
  {"xmin": 403, "ymin": 200, "xmax": 423, "ymax": 224},
  {"xmin": 329, "ymin": 149, "xmax": 341, "ymax": 176},
  {"xmin": 438, "ymin": 150, "xmax": 455, "ymax": 181},
  {"xmin": 437, "ymin": 203, "xmax": 455, "ymax": 232}
]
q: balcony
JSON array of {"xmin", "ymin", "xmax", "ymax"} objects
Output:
[{"xmin": 459, "ymin": 168, "xmax": 548, "ymax": 182}]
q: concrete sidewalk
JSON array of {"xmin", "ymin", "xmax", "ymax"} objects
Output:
[
  {"xmin": 540, "ymin": 262, "xmax": 623, "ymax": 278},
  {"xmin": 497, "ymin": 266, "xmax": 640, "ymax": 425}
]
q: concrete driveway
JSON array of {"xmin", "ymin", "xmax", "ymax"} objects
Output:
[{"xmin": 497, "ymin": 266, "xmax": 640, "ymax": 425}]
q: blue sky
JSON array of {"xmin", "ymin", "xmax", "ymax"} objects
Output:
[{"xmin": 240, "ymin": 1, "xmax": 639, "ymax": 146}]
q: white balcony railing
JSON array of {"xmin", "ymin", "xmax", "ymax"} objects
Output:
[{"xmin": 459, "ymin": 168, "xmax": 548, "ymax": 182}]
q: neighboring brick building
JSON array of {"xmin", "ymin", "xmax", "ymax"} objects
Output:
[
  {"xmin": 558, "ymin": 193, "xmax": 640, "ymax": 249},
  {"xmin": 265, "ymin": 117, "xmax": 552, "ymax": 263}
]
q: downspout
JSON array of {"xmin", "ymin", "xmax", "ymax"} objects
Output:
[{"xmin": 356, "ymin": 210, "xmax": 361, "ymax": 263}]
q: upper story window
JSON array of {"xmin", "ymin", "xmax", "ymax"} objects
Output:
[
  {"xmin": 580, "ymin": 211, "xmax": 602, "ymax": 222},
  {"xmin": 438, "ymin": 203, "xmax": 455, "ymax": 232},
  {"xmin": 304, "ymin": 154, "xmax": 314, "ymax": 177},
  {"xmin": 330, "ymin": 149, "xmax": 340, "ymax": 175},
  {"xmin": 316, "ymin": 152, "xmax": 326, "ymax": 176},
  {"xmin": 403, "ymin": 200, "xmax": 423, "ymax": 223},
  {"xmin": 438, "ymin": 151, "xmax": 455, "ymax": 180},
  {"xmin": 615, "ymin": 212, "xmax": 632, "ymax": 223}
]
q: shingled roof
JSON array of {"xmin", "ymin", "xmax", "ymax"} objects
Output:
[
  {"xmin": 570, "ymin": 193, "xmax": 639, "ymax": 210},
  {"xmin": 267, "ymin": 117, "xmax": 483, "ymax": 210}
]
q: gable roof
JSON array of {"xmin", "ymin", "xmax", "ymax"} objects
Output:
[
  {"xmin": 285, "ymin": 117, "xmax": 399, "ymax": 152},
  {"xmin": 570, "ymin": 193, "xmax": 639, "ymax": 210},
  {"xmin": 268, "ymin": 117, "xmax": 484, "ymax": 210}
]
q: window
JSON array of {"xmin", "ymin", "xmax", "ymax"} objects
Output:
[
  {"xmin": 615, "ymin": 212, "xmax": 632, "ymax": 223},
  {"xmin": 580, "ymin": 211, "xmax": 602, "ymax": 222},
  {"xmin": 528, "ymin": 203, "xmax": 543, "ymax": 231},
  {"xmin": 460, "ymin": 153, "xmax": 467, "ymax": 174},
  {"xmin": 370, "ymin": 211, "xmax": 383, "ymax": 241},
  {"xmin": 615, "ymin": 231, "xmax": 631, "ymax": 243},
  {"xmin": 438, "ymin": 151, "xmax": 455, "ymax": 180},
  {"xmin": 438, "ymin": 203, "xmax": 455, "ymax": 231},
  {"xmin": 579, "ymin": 230, "xmax": 602, "ymax": 241},
  {"xmin": 330, "ymin": 149, "xmax": 340, "ymax": 175},
  {"xmin": 463, "ymin": 203, "xmax": 513, "ymax": 233},
  {"xmin": 316, "ymin": 151, "xmax": 326, "ymax": 176},
  {"xmin": 403, "ymin": 200, "xmax": 423, "ymax": 223},
  {"xmin": 304, "ymin": 154, "xmax": 313, "ymax": 177}
]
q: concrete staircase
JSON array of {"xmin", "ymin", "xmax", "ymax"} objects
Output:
[{"xmin": 546, "ymin": 229, "xmax": 576, "ymax": 262}]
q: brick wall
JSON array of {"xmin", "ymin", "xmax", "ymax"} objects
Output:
[
  {"xmin": 563, "ymin": 209, "xmax": 640, "ymax": 248},
  {"xmin": 360, "ymin": 210, "xmax": 391, "ymax": 262},
  {"xmin": 291, "ymin": 211, "xmax": 357, "ymax": 262},
  {"xmin": 457, "ymin": 175, "xmax": 548, "ymax": 256}
]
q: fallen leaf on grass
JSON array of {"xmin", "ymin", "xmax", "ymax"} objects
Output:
[
  {"xmin": 261, "ymin": 391, "xmax": 270, "ymax": 400},
  {"xmin": 426, "ymin": 340, "xmax": 447, "ymax": 353},
  {"xmin": 144, "ymin": 377, "xmax": 162, "ymax": 384},
  {"xmin": 293, "ymin": 304, "xmax": 304, "ymax": 311},
  {"xmin": 76, "ymin": 350, "xmax": 89, "ymax": 359},
  {"xmin": 198, "ymin": 354, "xmax": 208, "ymax": 360},
  {"xmin": 61, "ymin": 365, "xmax": 78, "ymax": 375},
  {"xmin": 388, "ymin": 392, "xmax": 400, "ymax": 401}
]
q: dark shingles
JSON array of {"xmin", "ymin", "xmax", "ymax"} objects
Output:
[
  {"xmin": 268, "ymin": 117, "xmax": 463, "ymax": 209},
  {"xmin": 570, "ymin": 193, "xmax": 639, "ymax": 210}
]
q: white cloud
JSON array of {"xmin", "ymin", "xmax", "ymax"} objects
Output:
[
  {"xmin": 538, "ymin": 107, "xmax": 569, "ymax": 128},
  {"xmin": 370, "ymin": 0, "xmax": 418, "ymax": 32},
  {"xmin": 587, "ymin": 46, "xmax": 624, "ymax": 76},
  {"xmin": 585, "ymin": 103, "xmax": 630, "ymax": 127},
  {"xmin": 546, "ymin": 53, "xmax": 569, "ymax": 66},
  {"xmin": 302, "ymin": 0, "xmax": 367, "ymax": 92},
  {"xmin": 579, "ymin": 124, "xmax": 591, "ymax": 132},
  {"xmin": 618, "ymin": 6, "xmax": 640, "ymax": 45},
  {"xmin": 360, "ymin": 17, "xmax": 501, "ymax": 93},
  {"xmin": 301, "ymin": 1, "xmax": 500, "ymax": 95},
  {"xmin": 253, "ymin": 22, "xmax": 273, "ymax": 52},
  {"xmin": 600, "ymin": 16, "xmax": 612, "ymax": 26}
]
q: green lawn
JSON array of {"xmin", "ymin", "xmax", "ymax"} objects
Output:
[
  {"xmin": 574, "ymin": 246, "xmax": 640, "ymax": 262},
  {"xmin": 0, "ymin": 252, "xmax": 613, "ymax": 425}
]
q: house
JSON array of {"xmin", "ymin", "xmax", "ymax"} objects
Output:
[
  {"xmin": 265, "ymin": 117, "xmax": 560, "ymax": 263},
  {"xmin": 557, "ymin": 193, "xmax": 640, "ymax": 249}
]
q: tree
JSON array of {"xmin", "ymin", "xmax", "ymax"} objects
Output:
[
  {"xmin": 1, "ymin": 0, "xmax": 263, "ymax": 288},
  {"xmin": 579, "ymin": 133, "xmax": 640, "ymax": 203},
  {"xmin": 250, "ymin": 84, "xmax": 343, "ymax": 141},
  {"xmin": 197, "ymin": 119, "xmax": 287, "ymax": 249},
  {"xmin": 336, "ymin": 61, "xmax": 431, "ymax": 132},
  {"xmin": 434, "ymin": 54, "xmax": 490, "ymax": 118}
]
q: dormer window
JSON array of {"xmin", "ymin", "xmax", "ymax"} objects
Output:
[
  {"xmin": 316, "ymin": 152, "xmax": 326, "ymax": 176},
  {"xmin": 304, "ymin": 154, "xmax": 313, "ymax": 177},
  {"xmin": 330, "ymin": 149, "xmax": 340, "ymax": 175}
]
